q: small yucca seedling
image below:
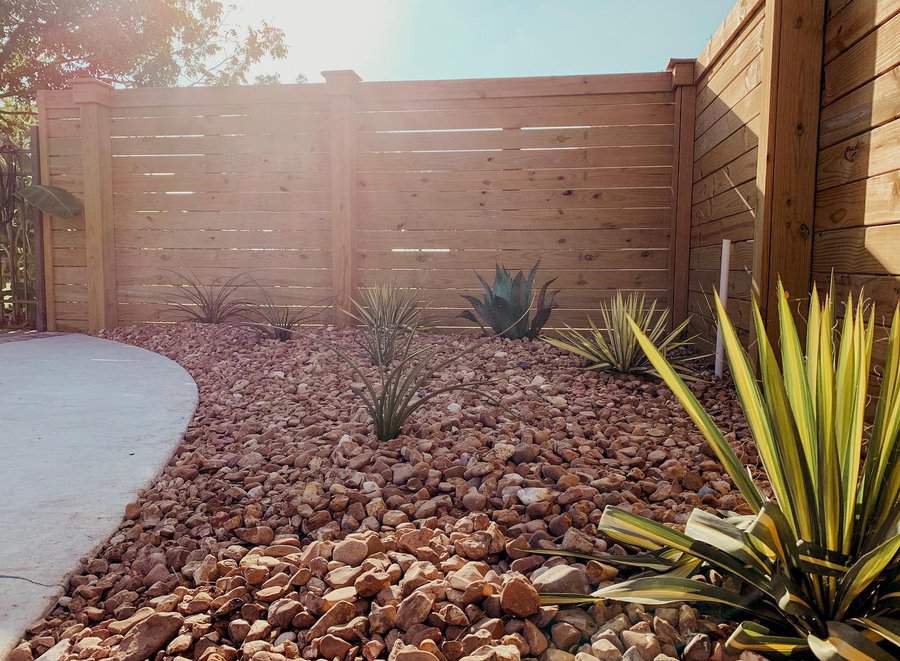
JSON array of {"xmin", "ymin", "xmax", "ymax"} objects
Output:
[
  {"xmin": 241, "ymin": 281, "xmax": 330, "ymax": 341},
  {"xmin": 333, "ymin": 329, "xmax": 500, "ymax": 441},
  {"xmin": 165, "ymin": 271, "xmax": 253, "ymax": 323},
  {"xmin": 461, "ymin": 261, "xmax": 558, "ymax": 339},
  {"xmin": 543, "ymin": 291, "xmax": 697, "ymax": 378},
  {"xmin": 347, "ymin": 285, "xmax": 428, "ymax": 365},
  {"xmin": 538, "ymin": 282, "xmax": 900, "ymax": 660}
]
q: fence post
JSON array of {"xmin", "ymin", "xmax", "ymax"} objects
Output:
[
  {"xmin": 668, "ymin": 59, "xmax": 697, "ymax": 326},
  {"xmin": 30, "ymin": 125, "xmax": 47, "ymax": 332},
  {"xmin": 72, "ymin": 78, "xmax": 117, "ymax": 332},
  {"xmin": 323, "ymin": 70, "xmax": 361, "ymax": 328},
  {"xmin": 751, "ymin": 0, "xmax": 824, "ymax": 336}
]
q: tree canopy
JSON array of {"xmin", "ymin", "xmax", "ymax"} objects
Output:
[{"xmin": 1, "ymin": 0, "xmax": 289, "ymax": 135}]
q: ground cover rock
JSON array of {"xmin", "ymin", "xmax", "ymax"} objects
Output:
[{"xmin": 20, "ymin": 324, "xmax": 756, "ymax": 661}]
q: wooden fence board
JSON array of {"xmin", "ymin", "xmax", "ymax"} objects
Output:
[
  {"xmin": 692, "ymin": 147, "xmax": 758, "ymax": 203},
  {"xmin": 357, "ymin": 229, "xmax": 671, "ymax": 251},
  {"xmin": 814, "ymin": 170, "xmax": 900, "ymax": 231},
  {"xmin": 359, "ymin": 146, "xmax": 674, "ymax": 171},
  {"xmin": 823, "ymin": 11, "xmax": 900, "ymax": 105},
  {"xmin": 691, "ymin": 180, "xmax": 757, "ymax": 225},
  {"xmin": 357, "ymin": 167, "xmax": 672, "ymax": 192},
  {"xmin": 356, "ymin": 248, "xmax": 669, "ymax": 270},
  {"xmin": 817, "ymin": 117, "xmax": 900, "ymax": 190},
  {"xmin": 818, "ymin": 65, "xmax": 900, "ymax": 147},
  {"xmin": 359, "ymin": 125, "xmax": 673, "ymax": 151},
  {"xmin": 358, "ymin": 188, "xmax": 671, "ymax": 212},
  {"xmin": 813, "ymin": 225, "xmax": 900, "ymax": 274},
  {"xmin": 358, "ymin": 208, "xmax": 671, "ymax": 231}
]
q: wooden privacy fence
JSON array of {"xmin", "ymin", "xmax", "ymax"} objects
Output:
[
  {"xmin": 37, "ymin": 70, "xmax": 681, "ymax": 333},
  {"xmin": 37, "ymin": 0, "xmax": 900, "ymax": 347}
]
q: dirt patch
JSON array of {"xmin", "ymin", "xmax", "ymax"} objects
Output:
[{"xmin": 15, "ymin": 324, "xmax": 763, "ymax": 661}]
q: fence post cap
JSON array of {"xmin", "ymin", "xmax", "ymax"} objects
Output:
[
  {"xmin": 666, "ymin": 59, "xmax": 696, "ymax": 87},
  {"xmin": 71, "ymin": 78, "xmax": 114, "ymax": 104},
  {"xmin": 322, "ymin": 70, "xmax": 362, "ymax": 94}
]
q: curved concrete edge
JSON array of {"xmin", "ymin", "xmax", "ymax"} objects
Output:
[{"xmin": 0, "ymin": 335, "xmax": 198, "ymax": 659}]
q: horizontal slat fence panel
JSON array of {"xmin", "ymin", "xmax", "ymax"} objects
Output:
[
  {"xmin": 352, "ymin": 71, "xmax": 676, "ymax": 330},
  {"xmin": 687, "ymin": 0, "xmax": 765, "ymax": 343},
  {"xmin": 39, "ymin": 70, "xmax": 678, "ymax": 332},
  {"xmin": 812, "ymin": 0, "xmax": 900, "ymax": 379}
]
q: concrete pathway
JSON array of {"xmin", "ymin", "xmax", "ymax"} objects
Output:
[{"xmin": 0, "ymin": 335, "xmax": 198, "ymax": 658}]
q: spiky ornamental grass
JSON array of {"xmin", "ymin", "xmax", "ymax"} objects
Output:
[
  {"xmin": 241, "ymin": 279, "xmax": 330, "ymax": 341},
  {"xmin": 461, "ymin": 261, "xmax": 558, "ymax": 339},
  {"xmin": 538, "ymin": 282, "xmax": 900, "ymax": 659},
  {"xmin": 164, "ymin": 271, "xmax": 254, "ymax": 323},
  {"xmin": 543, "ymin": 291, "xmax": 698, "ymax": 379},
  {"xmin": 347, "ymin": 284, "xmax": 428, "ymax": 366},
  {"xmin": 333, "ymin": 328, "xmax": 500, "ymax": 441}
]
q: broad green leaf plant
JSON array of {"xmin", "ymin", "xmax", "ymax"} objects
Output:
[{"xmin": 541, "ymin": 282, "xmax": 900, "ymax": 659}]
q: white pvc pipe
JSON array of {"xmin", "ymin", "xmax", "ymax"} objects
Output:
[{"xmin": 714, "ymin": 239, "xmax": 732, "ymax": 379}]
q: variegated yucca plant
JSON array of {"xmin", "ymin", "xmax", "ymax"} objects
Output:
[
  {"xmin": 543, "ymin": 291, "xmax": 698, "ymax": 379},
  {"xmin": 542, "ymin": 282, "xmax": 900, "ymax": 659}
]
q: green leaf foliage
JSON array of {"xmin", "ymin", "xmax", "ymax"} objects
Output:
[
  {"xmin": 541, "ymin": 281, "xmax": 900, "ymax": 660},
  {"xmin": 332, "ymin": 328, "xmax": 501, "ymax": 441},
  {"xmin": 347, "ymin": 284, "xmax": 428, "ymax": 366},
  {"xmin": 17, "ymin": 184, "xmax": 82, "ymax": 218},
  {"xmin": 461, "ymin": 261, "xmax": 558, "ymax": 339}
]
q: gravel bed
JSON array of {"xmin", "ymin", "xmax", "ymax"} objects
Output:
[{"xmin": 13, "ymin": 324, "xmax": 767, "ymax": 661}]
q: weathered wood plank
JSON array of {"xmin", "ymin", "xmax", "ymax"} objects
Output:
[
  {"xmin": 114, "ymin": 229, "xmax": 332, "ymax": 249},
  {"xmin": 693, "ymin": 86, "xmax": 761, "ymax": 159},
  {"xmin": 115, "ymin": 211, "xmax": 330, "ymax": 232},
  {"xmin": 692, "ymin": 119, "xmax": 759, "ymax": 182},
  {"xmin": 360, "ymin": 125, "xmax": 673, "ymax": 152},
  {"xmin": 112, "ymin": 191, "xmax": 331, "ymax": 212},
  {"xmin": 817, "ymin": 117, "xmax": 900, "ymax": 190},
  {"xmin": 357, "ymin": 229, "xmax": 671, "ymax": 251},
  {"xmin": 358, "ymin": 208, "xmax": 671, "ymax": 231},
  {"xmin": 356, "ymin": 248, "xmax": 669, "ymax": 270},
  {"xmin": 819, "ymin": 66, "xmax": 900, "ymax": 148},
  {"xmin": 116, "ymin": 247, "xmax": 332, "ymax": 270},
  {"xmin": 690, "ymin": 210, "xmax": 756, "ymax": 246},
  {"xmin": 357, "ymin": 167, "xmax": 673, "ymax": 192},
  {"xmin": 357, "ymin": 268, "xmax": 669, "ymax": 290},
  {"xmin": 823, "ymin": 11, "xmax": 900, "ymax": 105},
  {"xmin": 359, "ymin": 146, "xmax": 674, "ymax": 171},
  {"xmin": 824, "ymin": 0, "xmax": 900, "ymax": 64},
  {"xmin": 358, "ymin": 188, "xmax": 671, "ymax": 211},
  {"xmin": 692, "ymin": 147, "xmax": 758, "ymax": 204},
  {"xmin": 814, "ymin": 170, "xmax": 900, "ymax": 231},
  {"xmin": 812, "ymin": 224, "xmax": 900, "ymax": 274},
  {"xmin": 689, "ymin": 240, "xmax": 754, "ymax": 271},
  {"xmin": 691, "ymin": 180, "xmax": 757, "ymax": 226}
]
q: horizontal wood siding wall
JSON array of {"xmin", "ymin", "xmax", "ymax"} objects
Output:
[
  {"xmin": 354, "ymin": 75, "xmax": 675, "ymax": 328},
  {"xmin": 39, "ymin": 72, "xmax": 677, "ymax": 331},
  {"xmin": 814, "ymin": 0, "xmax": 900, "ymax": 366},
  {"xmin": 688, "ymin": 0, "xmax": 766, "ymax": 349}
]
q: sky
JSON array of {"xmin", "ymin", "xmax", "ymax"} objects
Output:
[{"xmin": 231, "ymin": 0, "xmax": 738, "ymax": 84}]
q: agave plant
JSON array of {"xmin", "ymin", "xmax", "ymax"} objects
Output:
[
  {"xmin": 332, "ymin": 329, "xmax": 500, "ymax": 441},
  {"xmin": 543, "ymin": 291, "xmax": 697, "ymax": 378},
  {"xmin": 461, "ymin": 261, "xmax": 558, "ymax": 339},
  {"xmin": 540, "ymin": 282, "xmax": 900, "ymax": 659},
  {"xmin": 164, "ymin": 271, "xmax": 253, "ymax": 323},
  {"xmin": 347, "ymin": 285, "xmax": 427, "ymax": 365}
]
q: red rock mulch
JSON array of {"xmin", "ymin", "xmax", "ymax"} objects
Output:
[{"xmin": 13, "ymin": 323, "xmax": 764, "ymax": 661}]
